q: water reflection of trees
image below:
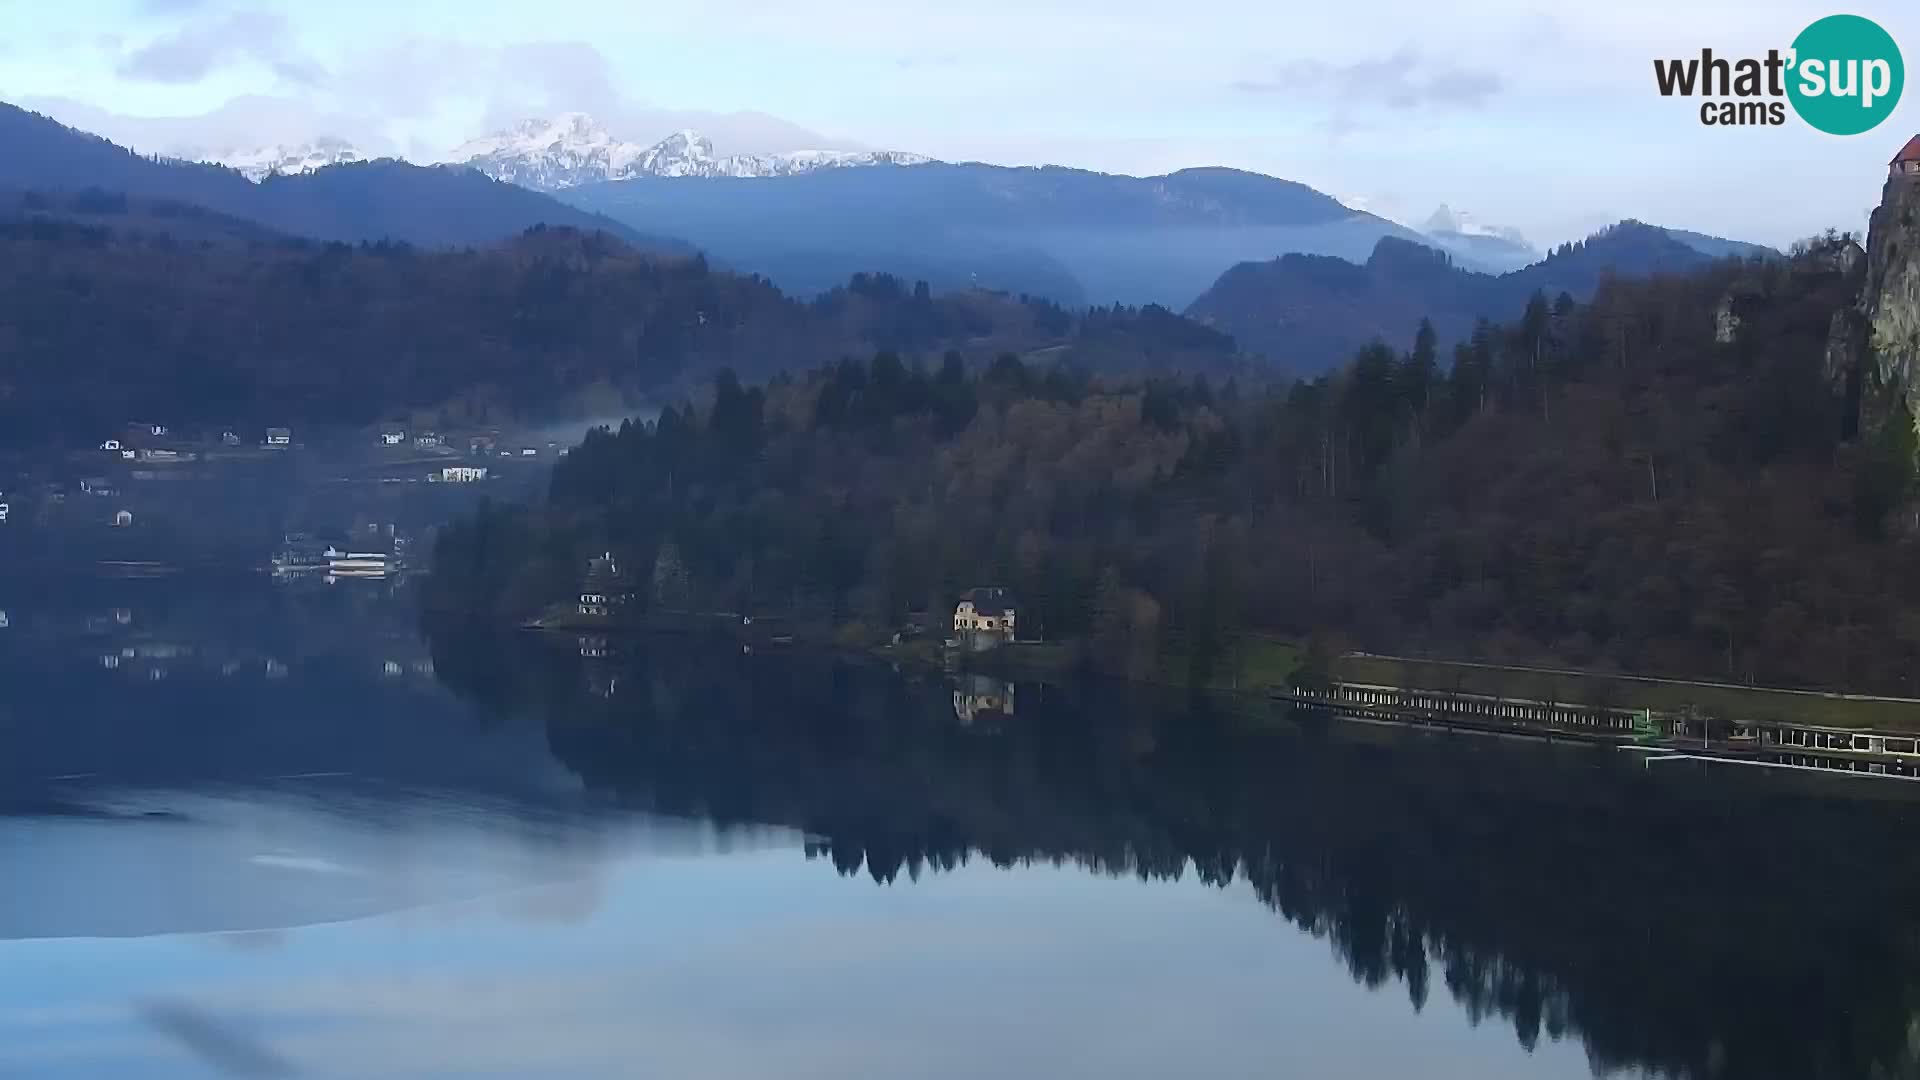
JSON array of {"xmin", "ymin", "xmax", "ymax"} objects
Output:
[{"xmin": 430, "ymin": 630, "xmax": 1920, "ymax": 1080}]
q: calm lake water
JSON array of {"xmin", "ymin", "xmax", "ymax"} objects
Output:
[{"xmin": 5, "ymin": 576, "xmax": 1920, "ymax": 1079}]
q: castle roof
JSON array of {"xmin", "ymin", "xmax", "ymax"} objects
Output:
[
  {"xmin": 962, "ymin": 587, "xmax": 1019, "ymax": 613},
  {"xmin": 1892, "ymin": 135, "xmax": 1920, "ymax": 165}
]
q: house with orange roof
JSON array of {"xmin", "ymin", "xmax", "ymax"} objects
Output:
[{"xmin": 1892, "ymin": 135, "xmax": 1920, "ymax": 179}]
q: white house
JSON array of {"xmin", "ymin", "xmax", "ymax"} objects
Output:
[
  {"xmin": 578, "ymin": 552, "xmax": 632, "ymax": 616},
  {"xmin": 439, "ymin": 465, "xmax": 489, "ymax": 483},
  {"xmin": 953, "ymin": 587, "xmax": 1020, "ymax": 649},
  {"xmin": 414, "ymin": 432, "xmax": 443, "ymax": 449},
  {"xmin": 99, "ymin": 439, "xmax": 122, "ymax": 452},
  {"xmin": 113, "ymin": 509, "xmax": 133, "ymax": 527},
  {"xmin": 380, "ymin": 429, "xmax": 407, "ymax": 446},
  {"xmin": 265, "ymin": 427, "xmax": 292, "ymax": 447}
]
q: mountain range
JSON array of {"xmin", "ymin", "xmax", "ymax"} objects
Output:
[
  {"xmin": 213, "ymin": 136, "xmax": 368, "ymax": 181},
  {"xmin": 0, "ymin": 103, "xmax": 688, "ymax": 253},
  {"xmin": 162, "ymin": 109, "xmax": 1567, "ymax": 305},
  {"xmin": 444, "ymin": 114, "xmax": 929, "ymax": 189},
  {"xmin": 0, "ymin": 97, "xmax": 1782, "ymax": 384},
  {"xmin": 560, "ymin": 160, "xmax": 1440, "ymax": 308}
]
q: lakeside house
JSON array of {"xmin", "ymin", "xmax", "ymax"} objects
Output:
[
  {"xmin": 265, "ymin": 427, "xmax": 292, "ymax": 447},
  {"xmin": 953, "ymin": 587, "xmax": 1020, "ymax": 651},
  {"xmin": 323, "ymin": 546, "xmax": 389, "ymax": 579},
  {"xmin": 438, "ymin": 465, "xmax": 488, "ymax": 483},
  {"xmin": 414, "ymin": 432, "xmax": 443, "ymax": 449},
  {"xmin": 379, "ymin": 428, "xmax": 407, "ymax": 446},
  {"xmin": 578, "ymin": 552, "xmax": 634, "ymax": 617}
]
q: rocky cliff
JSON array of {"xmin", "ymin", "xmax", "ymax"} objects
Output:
[{"xmin": 1849, "ymin": 168, "xmax": 1920, "ymax": 442}]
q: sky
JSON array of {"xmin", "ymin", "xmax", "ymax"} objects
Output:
[{"xmin": 1, "ymin": 0, "xmax": 1918, "ymax": 247}]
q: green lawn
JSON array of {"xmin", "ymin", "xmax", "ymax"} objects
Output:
[
  {"xmin": 1155, "ymin": 635, "xmax": 1302, "ymax": 693},
  {"xmin": 1333, "ymin": 653, "xmax": 1920, "ymax": 731}
]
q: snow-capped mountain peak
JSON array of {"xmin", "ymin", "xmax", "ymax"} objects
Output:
[
  {"xmin": 206, "ymin": 136, "xmax": 366, "ymax": 182},
  {"xmin": 1417, "ymin": 204, "xmax": 1541, "ymax": 272},
  {"xmin": 1422, "ymin": 203, "xmax": 1529, "ymax": 246},
  {"xmin": 632, "ymin": 129, "xmax": 722, "ymax": 177},
  {"xmin": 448, "ymin": 114, "xmax": 931, "ymax": 191}
]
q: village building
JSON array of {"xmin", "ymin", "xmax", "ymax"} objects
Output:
[
  {"xmin": 1892, "ymin": 134, "xmax": 1920, "ymax": 178},
  {"xmin": 438, "ymin": 465, "xmax": 489, "ymax": 483},
  {"xmin": 953, "ymin": 587, "xmax": 1020, "ymax": 650},
  {"xmin": 414, "ymin": 432, "xmax": 443, "ymax": 449},
  {"xmin": 379, "ymin": 428, "xmax": 408, "ymax": 446},
  {"xmin": 265, "ymin": 427, "xmax": 292, "ymax": 447},
  {"xmin": 578, "ymin": 552, "xmax": 635, "ymax": 617}
]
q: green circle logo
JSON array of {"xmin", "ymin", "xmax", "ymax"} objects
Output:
[{"xmin": 1787, "ymin": 15, "xmax": 1903, "ymax": 135}]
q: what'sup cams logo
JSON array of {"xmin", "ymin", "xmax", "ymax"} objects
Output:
[{"xmin": 1654, "ymin": 14, "xmax": 1903, "ymax": 133}]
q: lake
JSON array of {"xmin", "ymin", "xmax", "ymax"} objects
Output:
[{"xmin": 4, "ymin": 575, "xmax": 1920, "ymax": 1079}]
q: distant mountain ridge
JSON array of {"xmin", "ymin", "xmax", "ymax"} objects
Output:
[
  {"xmin": 0, "ymin": 102, "xmax": 686, "ymax": 252},
  {"xmin": 208, "ymin": 136, "xmax": 368, "ymax": 181},
  {"xmin": 448, "ymin": 114, "xmax": 929, "ymax": 191},
  {"xmin": 562, "ymin": 161, "xmax": 1426, "ymax": 308},
  {"xmin": 0, "ymin": 206, "xmax": 1246, "ymax": 446},
  {"xmin": 1185, "ymin": 220, "xmax": 1741, "ymax": 373}
]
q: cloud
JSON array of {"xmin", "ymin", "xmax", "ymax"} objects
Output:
[
  {"xmin": 116, "ymin": 11, "xmax": 322, "ymax": 87},
  {"xmin": 140, "ymin": 0, "xmax": 211, "ymax": 12},
  {"xmin": 1235, "ymin": 47, "xmax": 1502, "ymax": 110}
]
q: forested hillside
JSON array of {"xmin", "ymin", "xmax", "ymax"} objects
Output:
[
  {"xmin": 1186, "ymin": 221, "xmax": 1732, "ymax": 372},
  {"xmin": 0, "ymin": 198, "xmax": 1244, "ymax": 444},
  {"xmin": 428, "ymin": 234, "xmax": 1920, "ymax": 694}
]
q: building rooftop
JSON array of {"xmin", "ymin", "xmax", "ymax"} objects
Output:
[
  {"xmin": 1891, "ymin": 134, "xmax": 1920, "ymax": 165},
  {"xmin": 962, "ymin": 587, "xmax": 1019, "ymax": 611}
]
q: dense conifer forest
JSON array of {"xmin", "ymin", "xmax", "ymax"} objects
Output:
[{"xmin": 429, "ymin": 235, "xmax": 1920, "ymax": 694}]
